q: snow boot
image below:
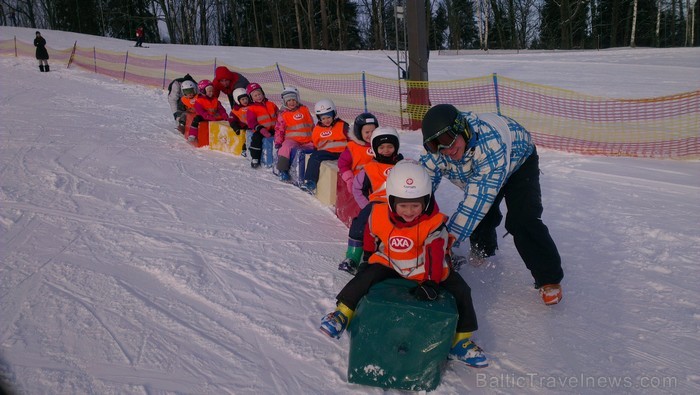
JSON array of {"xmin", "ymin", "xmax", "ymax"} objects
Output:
[
  {"xmin": 187, "ymin": 135, "xmax": 197, "ymax": 144},
  {"xmin": 279, "ymin": 171, "xmax": 291, "ymax": 182},
  {"xmin": 338, "ymin": 245, "xmax": 363, "ymax": 274},
  {"xmin": 448, "ymin": 338, "xmax": 488, "ymax": 368},
  {"xmin": 539, "ymin": 283, "xmax": 563, "ymax": 305},
  {"xmin": 251, "ymin": 159, "xmax": 260, "ymax": 169},
  {"xmin": 300, "ymin": 180, "xmax": 316, "ymax": 194},
  {"xmin": 45, "ymin": 64, "xmax": 50, "ymax": 72},
  {"xmin": 39, "ymin": 65, "xmax": 45, "ymax": 72},
  {"xmin": 319, "ymin": 304, "xmax": 353, "ymax": 339}
]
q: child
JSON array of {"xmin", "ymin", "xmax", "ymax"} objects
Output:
[
  {"xmin": 245, "ymin": 83, "xmax": 279, "ymax": 168},
  {"xmin": 338, "ymin": 127, "xmax": 403, "ymax": 274},
  {"xmin": 274, "ymin": 87, "xmax": 315, "ymax": 181},
  {"xmin": 320, "ymin": 160, "xmax": 488, "ymax": 368},
  {"xmin": 337, "ymin": 112, "xmax": 378, "ymax": 191},
  {"xmin": 176, "ymin": 80, "xmax": 198, "ymax": 134},
  {"xmin": 300, "ymin": 99, "xmax": 349, "ymax": 193},
  {"xmin": 189, "ymin": 79, "xmax": 228, "ymax": 143},
  {"xmin": 229, "ymin": 87, "xmax": 251, "ymax": 155}
]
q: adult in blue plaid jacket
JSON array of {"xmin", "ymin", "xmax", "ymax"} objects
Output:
[{"xmin": 419, "ymin": 104, "xmax": 564, "ymax": 305}]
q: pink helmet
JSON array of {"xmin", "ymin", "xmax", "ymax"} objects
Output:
[
  {"xmin": 246, "ymin": 82, "xmax": 263, "ymax": 95},
  {"xmin": 198, "ymin": 79, "xmax": 212, "ymax": 92}
]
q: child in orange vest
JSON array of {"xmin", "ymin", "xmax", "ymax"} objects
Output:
[
  {"xmin": 300, "ymin": 99, "xmax": 349, "ymax": 193},
  {"xmin": 337, "ymin": 112, "xmax": 378, "ymax": 191},
  {"xmin": 320, "ymin": 160, "xmax": 488, "ymax": 368},
  {"xmin": 189, "ymin": 79, "xmax": 228, "ymax": 143},
  {"xmin": 245, "ymin": 83, "xmax": 279, "ymax": 168},
  {"xmin": 338, "ymin": 127, "xmax": 403, "ymax": 274},
  {"xmin": 274, "ymin": 87, "xmax": 315, "ymax": 181},
  {"xmin": 229, "ymin": 87, "xmax": 250, "ymax": 155}
]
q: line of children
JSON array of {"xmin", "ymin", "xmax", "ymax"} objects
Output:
[
  {"xmin": 338, "ymin": 127, "xmax": 404, "ymax": 274},
  {"xmin": 245, "ymin": 83, "xmax": 279, "ymax": 168},
  {"xmin": 274, "ymin": 87, "xmax": 316, "ymax": 181},
  {"xmin": 320, "ymin": 160, "xmax": 488, "ymax": 368},
  {"xmin": 301, "ymin": 99, "xmax": 350, "ymax": 193},
  {"xmin": 189, "ymin": 79, "xmax": 228, "ymax": 144}
]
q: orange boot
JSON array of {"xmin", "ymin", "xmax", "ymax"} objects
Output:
[{"xmin": 539, "ymin": 284, "xmax": 563, "ymax": 305}]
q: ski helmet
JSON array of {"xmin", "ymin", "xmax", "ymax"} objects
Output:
[
  {"xmin": 314, "ymin": 99, "xmax": 336, "ymax": 119},
  {"xmin": 246, "ymin": 82, "xmax": 264, "ymax": 95},
  {"xmin": 352, "ymin": 112, "xmax": 379, "ymax": 141},
  {"xmin": 181, "ymin": 80, "xmax": 197, "ymax": 95},
  {"xmin": 197, "ymin": 79, "xmax": 213, "ymax": 92},
  {"xmin": 371, "ymin": 127, "xmax": 400, "ymax": 164},
  {"xmin": 385, "ymin": 160, "xmax": 432, "ymax": 213},
  {"xmin": 421, "ymin": 104, "xmax": 472, "ymax": 153},
  {"xmin": 281, "ymin": 87, "xmax": 300, "ymax": 105},
  {"xmin": 233, "ymin": 87, "xmax": 249, "ymax": 105}
]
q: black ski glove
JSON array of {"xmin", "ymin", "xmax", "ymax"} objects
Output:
[{"xmin": 412, "ymin": 281, "xmax": 439, "ymax": 301}]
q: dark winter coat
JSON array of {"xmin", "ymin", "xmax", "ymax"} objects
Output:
[{"xmin": 34, "ymin": 36, "xmax": 49, "ymax": 60}]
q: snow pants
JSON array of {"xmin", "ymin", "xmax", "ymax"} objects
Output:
[
  {"xmin": 336, "ymin": 263, "xmax": 479, "ymax": 333},
  {"xmin": 276, "ymin": 140, "xmax": 314, "ymax": 172},
  {"xmin": 303, "ymin": 150, "xmax": 340, "ymax": 184},
  {"xmin": 470, "ymin": 147, "xmax": 563, "ymax": 287},
  {"xmin": 249, "ymin": 130, "xmax": 273, "ymax": 162}
]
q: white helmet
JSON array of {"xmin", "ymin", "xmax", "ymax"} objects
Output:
[
  {"xmin": 370, "ymin": 127, "xmax": 400, "ymax": 162},
  {"xmin": 314, "ymin": 99, "xmax": 336, "ymax": 118},
  {"xmin": 385, "ymin": 160, "xmax": 432, "ymax": 212},
  {"xmin": 281, "ymin": 86, "xmax": 300, "ymax": 105},
  {"xmin": 233, "ymin": 87, "xmax": 248, "ymax": 105},
  {"xmin": 181, "ymin": 80, "xmax": 197, "ymax": 94}
]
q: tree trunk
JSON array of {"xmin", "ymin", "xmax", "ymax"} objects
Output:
[
  {"xmin": 655, "ymin": 0, "xmax": 661, "ymax": 47},
  {"xmin": 294, "ymin": 0, "xmax": 304, "ymax": 48},
  {"xmin": 307, "ymin": 0, "xmax": 316, "ymax": 49},
  {"xmin": 320, "ymin": 0, "xmax": 329, "ymax": 49},
  {"xmin": 631, "ymin": 0, "xmax": 638, "ymax": 47},
  {"xmin": 337, "ymin": 0, "xmax": 344, "ymax": 50}
]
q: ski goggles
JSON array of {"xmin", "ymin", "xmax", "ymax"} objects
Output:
[{"xmin": 423, "ymin": 126, "xmax": 460, "ymax": 153}]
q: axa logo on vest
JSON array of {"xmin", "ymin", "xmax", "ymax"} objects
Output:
[
  {"xmin": 320, "ymin": 130, "xmax": 332, "ymax": 138},
  {"xmin": 384, "ymin": 168, "xmax": 392, "ymax": 177},
  {"xmin": 389, "ymin": 236, "xmax": 414, "ymax": 252},
  {"xmin": 367, "ymin": 147, "xmax": 374, "ymax": 156},
  {"xmin": 293, "ymin": 113, "xmax": 304, "ymax": 120}
]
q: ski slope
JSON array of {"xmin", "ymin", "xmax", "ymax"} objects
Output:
[{"xmin": 1, "ymin": 28, "xmax": 700, "ymax": 394}]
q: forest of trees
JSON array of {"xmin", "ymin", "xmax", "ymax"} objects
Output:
[{"xmin": 2, "ymin": 0, "xmax": 698, "ymax": 50}]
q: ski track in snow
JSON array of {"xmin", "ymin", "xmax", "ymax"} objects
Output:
[{"xmin": 1, "ymin": 42, "xmax": 700, "ymax": 394}]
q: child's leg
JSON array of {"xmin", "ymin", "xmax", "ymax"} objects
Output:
[
  {"xmin": 348, "ymin": 203, "xmax": 373, "ymax": 243},
  {"xmin": 336, "ymin": 263, "xmax": 398, "ymax": 311},
  {"xmin": 304, "ymin": 150, "xmax": 340, "ymax": 183},
  {"xmin": 276, "ymin": 139, "xmax": 299, "ymax": 172},
  {"xmin": 439, "ymin": 271, "xmax": 479, "ymax": 333},
  {"xmin": 249, "ymin": 130, "xmax": 264, "ymax": 161},
  {"xmin": 189, "ymin": 115, "xmax": 204, "ymax": 139}
]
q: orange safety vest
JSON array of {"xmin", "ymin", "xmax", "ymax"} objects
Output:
[
  {"xmin": 368, "ymin": 204, "xmax": 450, "ymax": 282},
  {"xmin": 195, "ymin": 94, "xmax": 222, "ymax": 117},
  {"xmin": 364, "ymin": 161, "xmax": 394, "ymax": 203},
  {"xmin": 280, "ymin": 106, "xmax": 314, "ymax": 144},
  {"xmin": 181, "ymin": 95, "xmax": 196, "ymax": 110},
  {"xmin": 312, "ymin": 120, "xmax": 348, "ymax": 153},
  {"xmin": 346, "ymin": 141, "xmax": 374, "ymax": 174},
  {"xmin": 231, "ymin": 106, "xmax": 249, "ymax": 127},
  {"xmin": 248, "ymin": 101, "xmax": 278, "ymax": 130}
]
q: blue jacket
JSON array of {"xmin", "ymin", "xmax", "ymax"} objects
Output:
[{"xmin": 419, "ymin": 111, "xmax": 534, "ymax": 246}]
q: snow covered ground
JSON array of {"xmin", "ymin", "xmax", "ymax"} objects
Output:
[{"xmin": 1, "ymin": 27, "xmax": 699, "ymax": 394}]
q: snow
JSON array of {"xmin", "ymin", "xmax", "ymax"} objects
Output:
[{"xmin": 1, "ymin": 26, "xmax": 700, "ymax": 394}]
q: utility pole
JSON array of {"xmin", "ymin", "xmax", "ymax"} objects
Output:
[{"xmin": 405, "ymin": 0, "xmax": 430, "ymax": 130}]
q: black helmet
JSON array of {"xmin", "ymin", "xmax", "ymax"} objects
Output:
[
  {"xmin": 421, "ymin": 104, "xmax": 472, "ymax": 153},
  {"xmin": 352, "ymin": 112, "xmax": 379, "ymax": 141}
]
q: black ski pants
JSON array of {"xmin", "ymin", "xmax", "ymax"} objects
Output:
[{"xmin": 470, "ymin": 147, "xmax": 564, "ymax": 287}]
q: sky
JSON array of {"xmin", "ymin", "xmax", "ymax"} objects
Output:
[{"xmin": 1, "ymin": 26, "xmax": 700, "ymax": 394}]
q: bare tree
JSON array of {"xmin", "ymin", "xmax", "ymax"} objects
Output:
[{"xmin": 631, "ymin": 0, "xmax": 638, "ymax": 47}]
